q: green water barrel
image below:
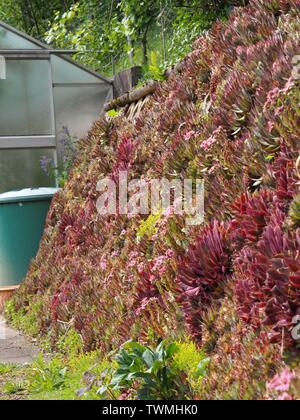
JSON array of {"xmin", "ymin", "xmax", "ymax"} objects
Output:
[{"xmin": 0, "ymin": 188, "xmax": 59, "ymax": 287}]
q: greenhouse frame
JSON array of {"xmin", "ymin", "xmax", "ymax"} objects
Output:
[{"xmin": 0, "ymin": 21, "xmax": 113, "ymax": 193}]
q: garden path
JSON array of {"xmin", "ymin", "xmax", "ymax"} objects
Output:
[{"xmin": 0, "ymin": 316, "xmax": 39, "ymax": 365}]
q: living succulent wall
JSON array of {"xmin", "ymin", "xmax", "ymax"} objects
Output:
[{"xmin": 9, "ymin": 0, "xmax": 300, "ymax": 399}]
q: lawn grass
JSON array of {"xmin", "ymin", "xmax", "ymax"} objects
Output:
[
  {"xmin": 0, "ymin": 351, "xmax": 110, "ymax": 400},
  {"xmin": 0, "ymin": 363, "xmax": 29, "ymax": 400}
]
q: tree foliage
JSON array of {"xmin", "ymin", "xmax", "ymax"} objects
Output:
[
  {"xmin": 0, "ymin": 0, "xmax": 72, "ymax": 37},
  {"xmin": 0, "ymin": 0, "xmax": 245, "ymax": 75}
]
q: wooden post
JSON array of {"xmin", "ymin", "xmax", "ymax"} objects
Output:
[{"xmin": 112, "ymin": 66, "xmax": 143, "ymax": 99}]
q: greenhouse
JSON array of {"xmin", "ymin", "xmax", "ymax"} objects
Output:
[{"xmin": 0, "ymin": 21, "xmax": 113, "ymax": 194}]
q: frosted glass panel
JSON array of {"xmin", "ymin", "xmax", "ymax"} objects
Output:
[
  {"xmin": 54, "ymin": 85, "xmax": 112, "ymax": 154},
  {"xmin": 0, "ymin": 60, "xmax": 52, "ymax": 136},
  {"xmin": 51, "ymin": 55, "xmax": 104, "ymax": 83},
  {"xmin": 0, "ymin": 27, "xmax": 42, "ymax": 49},
  {"xmin": 0, "ymin": 149, "xmax": 55, "ymax": 193}
]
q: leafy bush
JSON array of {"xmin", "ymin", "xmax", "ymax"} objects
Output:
[
  {"xmin": 98, "ymin": 340, "xmax": 208, "ymax": 400},
  {"xmin": 29, "ymin": 354, "xmax": 68, "ymax": 394},
  {"xmin": 173, "ymin": 341, "xmax": 210, "ymax": 394},
  {"xmin": 25, "ymin": 352, "xmax": 110, "ymax": 400},
  {"xmin": 57, "ymin": 329, "xmax": 84, "ymax": 357},
  {"xmin": 41, "ymin": 0, "xmax": 239, "ymax": 76},
  {"xmin": 136, "ymin": 212, "xmax": 161, "ymax": 242},
  {"xmin": 3, "ymin": 380, "xmax": 27, "ymax": 395},
  {"xmin": 5, "ymin": 297, "xmax": 43, "ymax": 338}
]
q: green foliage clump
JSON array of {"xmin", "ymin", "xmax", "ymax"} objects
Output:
[
  {"xmin": 136, "ymin": 212, "xmax": 161, "ymax": 242},
  {"xmin": 0, "ymin": 0, "xmax": 69, "ymax": 38},
  {"xmin": 0, "ymin": 343, "xmax": 111, "ymax": 401},
  {"xmin": 173, "ymin": 341, "xmax": 210, "ymax": 393},
  {"xmin": 0, "ymin": 364, "xmax": 17, "ymax": 376},
  {"xmin": 57, "ymin": 329, "xmax": 84, "ymax": 357},
  {"xmin": 21, "ymin": 352, "xmax": 109, "ymax": 400},
  {"xmin": 0, "ymin": 364, "xmax": 29, "ymax": 400},
  {"xmin": 0, "ymin": 1, "xmax": 245, "ymax": 78},
  {"xmin": 29, "ymin": 354, "xmax": 67, "ymax": 394},
  {"xmin": 5, "ymin": 297, "xmax": 43, "ymax": 338},
  {"xmin": 141, "ymin": 52, "xmax": 166, "ymax": 83},
  {"xmin": 99, "ymin": 340, "xmax": 208, "ymax": 400},
  {"xmin": 3, "ymin": 380, "xmax": 26, "ymax": 395},
  {"xmin": 29, "ymin": 352, "xmax": 110, "ymax": 400}
]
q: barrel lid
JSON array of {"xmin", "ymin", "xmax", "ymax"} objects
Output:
[{"xmin": 0, "ymin": 188, "xmax": 59, "ymax": 204}]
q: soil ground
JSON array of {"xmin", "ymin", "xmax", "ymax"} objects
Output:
[
  {"xmin": 0, "ymin": 316, "xmax": 40, "ymax": 400},
  {"xmin": 0, "ymin": 315, "xmax": 39, "ymax": 364}
]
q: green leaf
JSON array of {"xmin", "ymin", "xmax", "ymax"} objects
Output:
[
  {"xmin": 142, "ymin": 349, "xmax": 154, "ymax": 368},
  {"xmin": 166, "ymin": 343, "xmax": 179, "ymax": 358},
  {"xmin": 97, "ymin": 385, "xmax": 108, "ymax": 395},
  {"xmin": 147, "ymin": 359, "xmax": 162, "ymax": 373},
  {"xmin": 124, "ymin": 341, "xmax": 146, "ymax": 354},
  {"xmin": 107, "ymin": 109, "xmax": 119, "ymax": 118},
  {"xmin": 110, "ymin": 373, "xmax": 128, "ymax": 385},
  {"xmin": 196, "ymin": 357, "xmax": 210, "ymax": 378}
]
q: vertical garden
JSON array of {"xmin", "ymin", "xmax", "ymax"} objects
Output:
[{"xmin": 1, "ymin": 0, "xmax": 300, "ymax": 401}]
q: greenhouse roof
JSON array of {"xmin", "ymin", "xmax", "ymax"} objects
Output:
[
  {"xmin": 0, "ymin": 20, "xmax": 112, "ymax": 84},
  {"xmin": 0, "ymin": 20, "xmax": 114, "ymax": 194}
]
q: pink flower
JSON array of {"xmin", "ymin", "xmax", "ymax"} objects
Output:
[
  {"xmin": 282, "ymin": 77, "xmax": 294, "ymax": 94},
  {"xmin": 151, "ymin": 250, "xmax": 174, "ymax": 277},
  {"xmin": 236, "ymin": 46, "xmax": 244, "ymax": 56},
  {"xmin": 128, "ymin": 260, "xmax": 136, "ymax": 268},
  {"xmin": 274, "ymin": 105, "xmax": 284, "ymax": 117},
  {"xmin": 268, "ymin": 121, "xmax": 275, "ymax": 133},
  {"xmin": 184, "ymin": 131, "xmax": 195, "ymax": 142},
  {"xmin": 164, "ymin": 206, "xmax": 174, "ymax": 216},
  {"xmin": 264, "ymin": 87, "xmax": 280, "ymax": 112},
  {"xmin": 128, "ymin": 274, "xmax": 135, "ymax": 283},
  {"xmin": 201, "ymin": 135, "xmax": 217, "ymax": 151},
  {"xmin": 152, "ymin": 256, "xmax": 166, "ymax": 269},
  {"xmin": 135, "ymin": 297, "xmax": 150, "ymax": 315},
  {"xmin": 128, "ymin": 251, "xmax": 139, "ymax": 268},
  {"xmin": 166, "ymin": 249, "xmax": 175, "ymax": 258},
  {"xmin": 137, "ymin": 263, "xmax": 145, "ymax": 274},
  {"xmin": 150, "ymin": 274, "xmax": 156, "ymax": 283},
  {"xmin": 267, "ymin": 368, "xmax": 296, "ymax": 393},
  {"xmin": 208, "ymin": 161, "xmax": 221, "ymax": 174},
  {"xmin": 278, "ymin": 393, "xmax": 293, "ymax": 401},
  {"xmin": 129, "ymin": 251, "xmax": 139, "ymax": 259},
  {"xmin": 201, "ymin": 127, "xmax": 223, "ymax": 152},
  {"xmin": 100, "ymin": 255, "xmax": 107, "ymax": 270}
]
